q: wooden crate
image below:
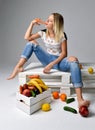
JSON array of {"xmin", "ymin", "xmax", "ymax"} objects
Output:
[
  {"xmin": 18, "ymin": 62, "xmax": 71, "ymax": 90},
  {"xmin": 18, "ymin": 62, "xmax": 95, "ymax": 96},
  {"xmin": 16, "ymin": 88, "xmax": 52, "ymax": 115}
]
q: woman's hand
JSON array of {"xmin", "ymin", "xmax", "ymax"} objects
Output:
[
  {"xmin": 43, "ymin": 62, "xmax": 54, "ymax": 73},
  {"xmin": 31, "ymin": 18, "xmax": 40, "ymax": 25},
  {"xmin": 24, "ymin": 18, "xmax": 42, "ymax": 40},
  {"xmin": 32, "ymin": 18, "xmax": 46, "ymax": 25}
]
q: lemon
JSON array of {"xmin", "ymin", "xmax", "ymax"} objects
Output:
[
  {"xmin": 88, "ymin": 67, "xmax": 94, "ymax": 74},
  {"xmin": 41, "ymin": 103, "xmax": 51, "ymax": 111}
]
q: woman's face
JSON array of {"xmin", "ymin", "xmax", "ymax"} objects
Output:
[{"xmin": 45, "ymin": 14, "xmax": 54, "ymax": 30}]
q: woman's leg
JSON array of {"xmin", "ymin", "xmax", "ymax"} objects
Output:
[
  {"xmin": 58, "ymin": 56, "xmax": 90, "ymax": 108},
  {"xmin": 7, "ymin": 42, "xmax": 34, "ymax": 80},
  {"xmin": 75, "ymin": 87, "xmax": 90, "ymax": 107},
  {"xmin": 7, "ymin": 41, "xmax": 53, "ymax": 80},
  {"xmin": 7, "ymin": 58, "xmax": 27, "ymax": 80},
  {"xmin": 68, "ymin": 57, "xmax": 90, "ymax": 107}
]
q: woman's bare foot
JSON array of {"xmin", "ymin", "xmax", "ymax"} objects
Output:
[
  {"xmin": 78, "ymin": 100, "xmax": 90, "ymax": 108},
  {"xmin": 7, "ymin": 66, "xmax": 24, "ymax": 80}
]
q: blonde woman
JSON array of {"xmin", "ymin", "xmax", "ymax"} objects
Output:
[{"xmin": 7, "ymin": 13, "xmax": 90, "ymax": 108}]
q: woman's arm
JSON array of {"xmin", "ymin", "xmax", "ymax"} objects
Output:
[
  {"xmin": 43, "ymin": 40, "xmax": 67, "ymax": 73},
  {"xmin": 24, "ymin": 19, "xmax": 41, "ymax": 41}
]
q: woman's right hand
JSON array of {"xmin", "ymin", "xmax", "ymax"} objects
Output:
[
  {"xmin": 31, "ymin": 18, "xmax": 46, "ymax": 25},
  {"xmin": 31, "ymin": 18, "xmax": 40, "ymax": 25}
]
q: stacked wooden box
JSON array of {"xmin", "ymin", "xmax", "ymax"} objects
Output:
[
  {"xmin": 18, "ymin": 62, "xmax": 71, "ymax": 94},
  {"xmin": 16, "ymin": 88, "xmax": 51, "ymax": 115},
  {"xmin": 60, "ymin": 63, "xmax": 95, "ymax": 94}
]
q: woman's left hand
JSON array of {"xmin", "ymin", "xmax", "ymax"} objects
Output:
[{"xmin": 43, "ymin": 63, "xmax": 54, "ymax": 73}]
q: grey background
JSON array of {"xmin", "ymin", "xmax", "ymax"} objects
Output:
[
  {"xmin": 0, "ymin": 0, "xmax": 95, "ymax": 69},
  {"xmin": 0, "ymin": 1, "xmax": 95, "ymax": 129}
]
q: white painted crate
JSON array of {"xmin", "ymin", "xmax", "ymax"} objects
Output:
[
  {"xmin": 80, "ymin": 63, "xmax": 95, "ymax": 88},
  {"xmin": 16, "ymin": 88, "xmax": 52, "ymax": 115},
  {"xmin": 81, "ymin": 63, "xmax": 95, "ymax": 79},
  {"xmin": 18, "ymin": 62, "xmax": 71, "ymax": 90},
  {"xmin": 18, "ymin": 62, "xmax": 95, "ymax": 96},
  {"xmin": 60, "ymin": 63, "xmax": 95, "ymax": 95}
]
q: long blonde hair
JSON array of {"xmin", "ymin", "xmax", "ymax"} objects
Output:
[{"xmin": 46, "ymin": 13, "xmax": 64, "ymax": 42}]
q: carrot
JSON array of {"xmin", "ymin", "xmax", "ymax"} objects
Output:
[
  {"xmin": 36, "ymin": 18, "xmax": 47, "ymax": 25},
  {"xmin": 28, "ymin": 74, "xmax": 40, "ymax": 79}
]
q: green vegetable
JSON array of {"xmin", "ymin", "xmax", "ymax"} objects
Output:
[
  {"xmin": 63, "ymin": 106, "xmax": 77, "ymax": 114},
  {"xmin": 30, "ymin": 90, "xmax": 36, "ymax": 97},
  {"xmin": 66, "ymin": 97, "xmax": 75, "ymax": 104}
]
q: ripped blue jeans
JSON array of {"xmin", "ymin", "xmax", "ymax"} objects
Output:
[{"xmin": 21, "ymin": 42, "xmax": 83, "ymax": 88}]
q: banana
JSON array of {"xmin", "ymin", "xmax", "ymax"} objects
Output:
[
  {"xmin": 27, "ymin": 80, "xmax": 42, "ymax": 93},
  {"xmin": 31, "ymin": 78, "xmax": 48, "ymax": 90},
  {"xmin": 39, "ymin": 83, "xmax": 48, "ymax": 90},
  {"xmin": 31, "ymin": 78, "xmax": 45, "ymax": 85}
]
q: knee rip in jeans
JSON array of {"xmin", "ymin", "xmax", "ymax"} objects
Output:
[{"xmin": 68, "ymin": 56, "xmax": 78, "ymax": 62}]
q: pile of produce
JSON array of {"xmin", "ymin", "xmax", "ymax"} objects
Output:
[
  {"xmin": 19, "ymin": 75, "xmax": 48, "ymax": 97},
  {"xmin": 52, "ymin": 91, "xmax": 90, "ymax": 117},
  {"xmin": 18, "ymin": 75, "xmax": 90, "ymax": 117}
]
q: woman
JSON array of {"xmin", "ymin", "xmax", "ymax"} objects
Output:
[{"xmin": 7, "ymin": 13, "xmax": 90, "ymax": 108}]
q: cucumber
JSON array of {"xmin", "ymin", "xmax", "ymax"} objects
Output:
[
  {"xmin": 63, "ymin": 106, "xmax": 77, "ymax": 114},
  {"xmin": 30, "ymin": 90, "xmax": 36, "ymax": 97},
  {"xmin": 66, "ymin": 97, "xmax": 75, "ymax": 104}
]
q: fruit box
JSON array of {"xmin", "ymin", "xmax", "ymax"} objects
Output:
[{"xmin": 16, "ymin": 88, "xmax": 52, "ymax": 115}]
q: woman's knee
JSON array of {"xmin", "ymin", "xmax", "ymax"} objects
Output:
[{"xmin": 68, "ymin": 56, "xmax": 78, "ymax": 62}]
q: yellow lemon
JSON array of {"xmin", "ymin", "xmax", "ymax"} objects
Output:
[
  {"xmin": 41, "ymin": 103, "xmax": 51, "ymax": 112},
  {"xmin": 88, "ymin": 67, "xmax": 94, "ymax": 74}
]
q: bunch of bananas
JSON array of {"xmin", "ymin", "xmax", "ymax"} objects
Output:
[{"xmin": 27, "ymin": 78, "xmax": 48, "ymax": 93}]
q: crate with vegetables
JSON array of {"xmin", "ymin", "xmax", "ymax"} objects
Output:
[{"xmin": 16, "ymin": 74, "xmax": 52, "ymax": 115}]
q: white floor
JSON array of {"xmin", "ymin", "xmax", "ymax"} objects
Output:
[{"xmin": 1, "ymin": 67, "xmax": 95, "ymax": 130}]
